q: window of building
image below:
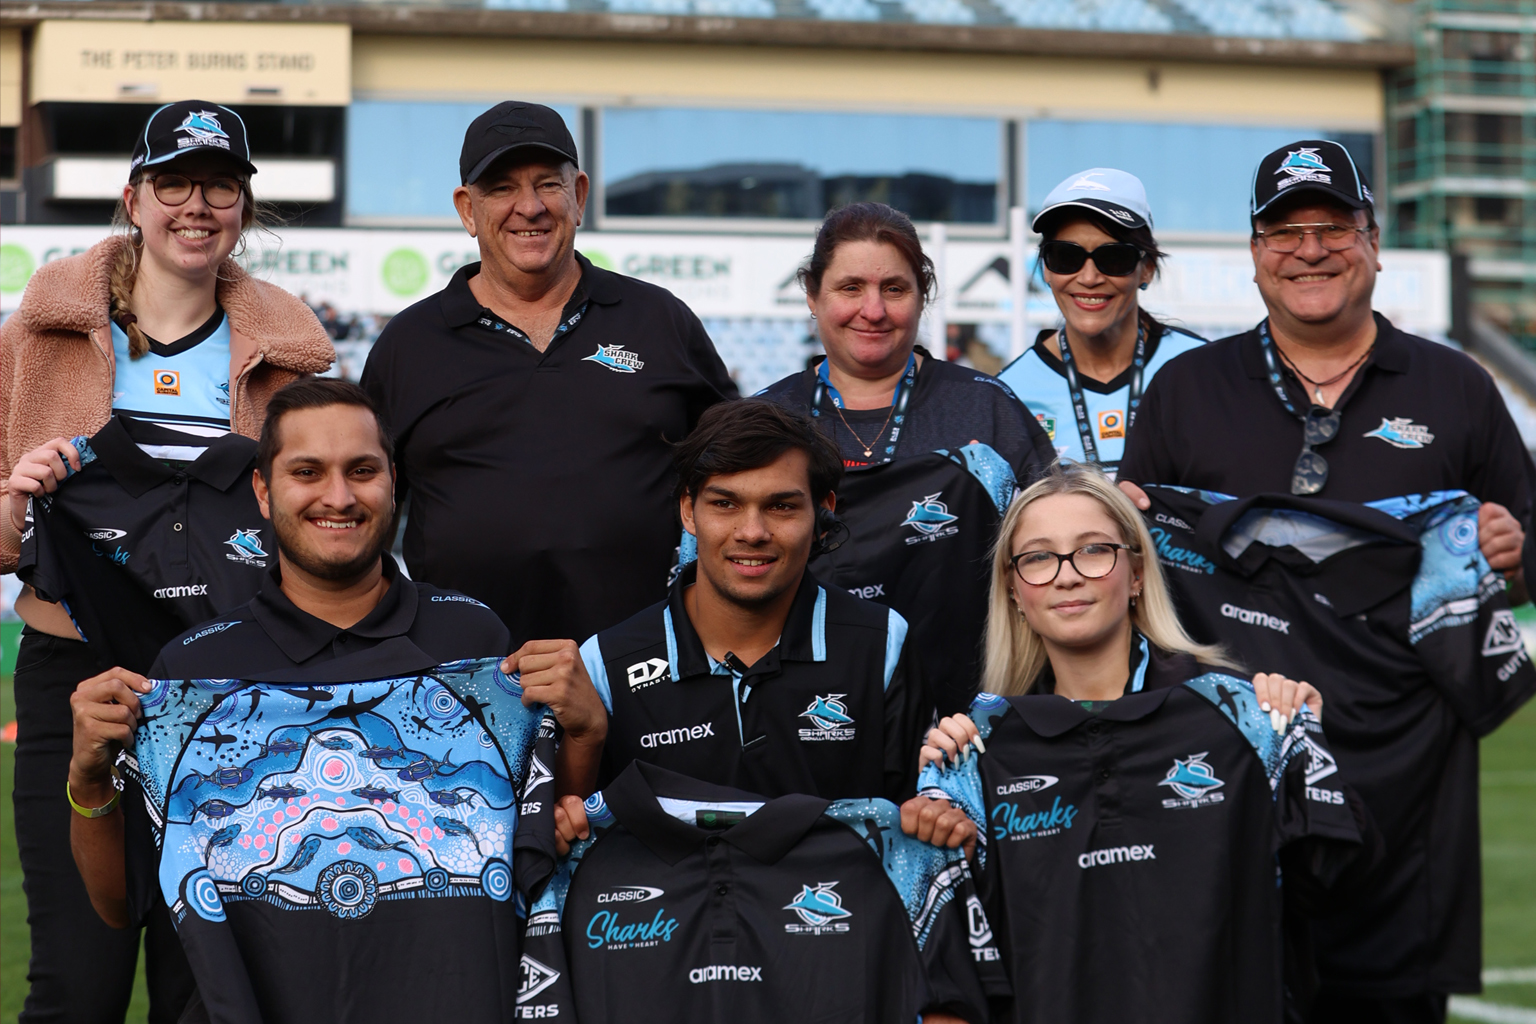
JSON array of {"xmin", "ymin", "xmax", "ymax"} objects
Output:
[
  {"xmin": 347, "ymin": 100, "xmax": 579, "ymax": 223},
  {"xmin": 600, "ymin": 107, "xmax": 1001, "ymax": 225}
]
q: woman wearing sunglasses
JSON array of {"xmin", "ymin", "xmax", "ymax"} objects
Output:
[
  {"xmin": 906, "ymin": 461, "xmax": 1371, "ymax": 1024},
  {"xmin": 0, "ymin": 100, "xmax": 331, "ymax": 1023},
  {"xmin": 997, "ymin": 169, "xmax": 1205, "ymax": 479}
]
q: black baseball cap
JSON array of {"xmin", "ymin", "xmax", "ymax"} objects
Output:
[
  {"xmin": 130, "ymin": 101, "xmax": 256, "ymax": 179},
  {"xmin": 460, "ymin": 102, "xmax": 579, "ymax": 186},
  {"xmin": 1250, "ymin": 139, "xmax": 1374, "ymax": 218}
]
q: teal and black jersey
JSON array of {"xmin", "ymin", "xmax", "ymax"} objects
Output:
[
  {"xmin": 997, "ymin": 321, "xmax": 1205, "ymax": 473},
  {"xmin": 919, "ymin": 644, "xmax": 1365, "ymax": 1024},
  {"xmin": 516, "ymin": 761, "xmax": 1006, "ymax": 1023},
  {"xmin": 111, "ymin": 307, "xmax": 232, "ymax": 435}
]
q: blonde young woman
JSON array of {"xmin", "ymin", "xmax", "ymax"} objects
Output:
[
  {"xmin": 911, "ymin": 462, "xmax": 1369, "ymax": 1024},
  {"xmin": 0, "ymin": 101, "xmax": 331, "ymax": 1023}
]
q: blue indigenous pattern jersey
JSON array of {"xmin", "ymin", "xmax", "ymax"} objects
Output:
[
  {"xmin": 122, "ymin": 657, "xmax": 554, "ymax": 1024},
  {"xmin": 917, "ymin": 663, "xmax": 1363, "ymax": 1024},
  {"xmin": 516, "ymin": 762, "xmax": 1006, "ymax": 1023},
  {"xmin": 111, "ymin": 313, "xmax": 233, "ymax": 435}
]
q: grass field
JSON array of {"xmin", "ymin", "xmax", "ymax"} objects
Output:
[{"xmin": 0, "ymin": 623, "xmax": 1534, "ymax": 1021}]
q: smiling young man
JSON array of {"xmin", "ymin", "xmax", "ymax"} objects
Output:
[
  {"xmin": 1116, "ymin": 140, "xmax": 1536, "ymax": 1024},
  {"xmin": 361, "ymin": 102, "xmax": 737, "ymax": 654}
]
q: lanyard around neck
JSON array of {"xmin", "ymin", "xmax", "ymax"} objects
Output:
[
  {"xmin": 810, "ymin": 352, "xmax": 917, "ymax": 466},
  {"xmin": 1057, "ymin": 319, "xmax": 1146, "ymax": 468},
  {"xmin": 1257, "ymin": 319, "xmax": 1306, "ymax": 419}
]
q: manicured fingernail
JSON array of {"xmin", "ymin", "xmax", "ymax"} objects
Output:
[
  {"xmin": 972, "ymin": 736, "xmax": 986, "ymax": 754},
  {"xmin": 1260, "ymin": 701, "xmax": 1272, "ymax": 712}
]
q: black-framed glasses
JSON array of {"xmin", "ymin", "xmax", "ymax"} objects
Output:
[
  {"xmin": 1291, "ymin": 405, "xmax": 1342, "ymax": 495},
  {"xmin": 148, "ymin": 174, "xmax": 245, "ymax": 210},
  {"xmin": 1040, "ymin": 241, "xmax": 1146, "ymax": 277},
  {"xmin": 1252, "ymin": 223, "xmax": 1369, "ymax": 253},
  {"xmin": 1011, "ymin": 543, "xmax": 1130, "ymax": 586}
]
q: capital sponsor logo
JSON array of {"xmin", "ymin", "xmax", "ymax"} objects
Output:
[
  {"xmin": 224, "ymin": 528, "xmax": 269, "ymax": 567},
  {"xmin": 597, "ymin": 885, "xmax": 664, "ymax": 905},
  {"xmin": 1364, "ymin": 417, "xmax": 1434, "ymax": 449},
  {"xmin": 1153, "ymin": 512, "xmax": 1190, "ymax": 532},
  {"xmin": 584, "ymin": 907, "xmax": 679, "ymax": 950},
  {"xmin": 1482, "ymin": 609, "xmax": 1524, "ymax": 658},
  {"xmin": 85, "ymin": 527, "xmax": 128, "ymax": 541},
  {"xmin": 626, "ymin": 658, "xmax": 669, "ymax": 691},
  {"xmin": 640, "ymin": 721, "xmax": 715, "ymax": 748},
  {"xmin": 182, "ymin": 620, "xmax": 239, "ymax": 645},
  {"xmin": 583, "ymin": 344, "xmax": 645, "ymax": 373},
  {"xmin": 517, "ymin": 953, "xmax": 562, "ymax": 1004},
  {"xmin": 689, "ymin": 965, "xmax": 763, "ymax": 983},
  {"xmin": 992, "ymin": 795, "xmax": 1077, "ymax": 841},
  {"xmin": 847, "ymin": 583, "xmax": 885, "ymax": 600},
  {"xmin": 1149, "ymin": 527, "xmax": 1215, "ymax": 575},
  {"xmin": 154, "ymin": 369, "xmax": 182, "ymax": 395},
  {"xmin": 1221, "ymin": 602, "xmax": 1290, "ymax": 634},
  {"xmin": 1078, "ymin": 844, "xmax": 1155, "ymax": 869},
  {"xmin": 783, "ymin": 881, "xmax": 852, "ymax": 935},
  {"xmin": 900, "ymin": 492, "xmax": 959, "ymax": 545},
  {"xmin": 1275, "ymin": 147, "xmax": 1332, "ymax": 191},
  {"xmin": 995, "ymin": 775, "xmax": 1058, "ymax": 797},
  {"xmin": 1158, "ymin": 752, "xmax": 1226, "ymax": 808},
  {"xmin": 1097, "ymin": 410, "xmax": 1125, "ymax": 439},
  {"xmin": 1302, "ymin": 735, "xmax": 1339, "ymax": 785},
  {"xmin": 154, "ymin": 583, "xmax": 209, "ymax": 599},
  {"xmin": 798, "ymin": 694, "xmax": 857, "ymax": 742}
]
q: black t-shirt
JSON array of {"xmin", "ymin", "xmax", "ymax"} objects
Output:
[
  {"xmin": 517, "ymin": 760, "xmax": 1004, "ymax": 1023},
  {"xmin": 581, "ymin": 563, "xmax": 929, "ymax": 803},
  {"xmin": 1140, "ymin": 485, "xmax": 1536, "ymax": 996},
  {"xmin": 360, "ymin": 254, "xmax": 738, "ymax": 647},
  {"xmin": 17, "ymin": 415, "xmax": 272, "ymax": 673},
  {"xmin": 124, "ymin": 563, "xmax": 535, "ymax": 1024},
  {"xmin": 1118, "ymin": 314, "xmax": 1536, "ymax": 520},
  {"xmin": 758, "ymin": 353, "xmax": 1055, "ymax": 713},
  {"xmin": 920, "ymin": 644, "xmax": 1365, "ymax": 1024}
]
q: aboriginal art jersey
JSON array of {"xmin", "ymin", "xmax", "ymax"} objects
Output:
[
  {"xmin": 517, "ymin": 761, "xmax": 1006, "ymax": 1023},
  {"xmin": 121, "ymin": 657, "xmax": 558, "ymax": 1024},
  {"xmin": 758, "ymin": 353, "xmax": 1055, "ymax": 715},
  {"xmin": 997, "ymin": 323, "xmax": 1205, "ymax": 473},
  {"xmin": 918, "ymin": 647, "xmax": 1365, "ymax": 1024},
  {"xmin": 16, "ymin": 416, "xmax": 272, "ymax": 673},
  {"xmin": 1139, "ymin": 486, "xmax": 1536, "ymax": 997}
]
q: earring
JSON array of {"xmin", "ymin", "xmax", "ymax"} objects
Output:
[
  {"xmin": 810, "ymin": 312, "xmax": 817, "ymax": 320},
  {"xmin": 1138, "ymin": 282, "xmax": 1149, "ymax": 292}
]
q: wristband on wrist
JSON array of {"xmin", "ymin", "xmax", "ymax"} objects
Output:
[{"xmin": 67, "ymin": 769, "xmax": 123, "ymax": 819}]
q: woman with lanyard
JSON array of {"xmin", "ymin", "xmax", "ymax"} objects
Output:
[
  {"xmin": 910, "ymin": 462, "xmax": 1369, "ymax": 1024},
  {"xmin": 757, "ymin": 202, "xmax": 1056, "ymax": 716},
  {"xmin": 998, "ymin": 168, "xmax": 1205, "ymax": 478},
  {"xmin": 0, "ymin": 100, "xmax": 331, "ymax": 1023}
]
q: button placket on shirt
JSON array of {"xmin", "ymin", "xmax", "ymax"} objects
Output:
[
  {"xmin": 169, "ymin": 473, "xmax": 188, "ymax": 565},
  {"xmin": 1086, "ymin": 719, "xmax": 1124, "ymax": 827},
  {"xmin": 703, "ymin": 835, "xmax": 740, "ymax": 954}
]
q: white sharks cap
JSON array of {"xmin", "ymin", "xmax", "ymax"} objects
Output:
[{"xmin": 1033, "ymin": 168, "xmax": 1152, "ymax": 233}]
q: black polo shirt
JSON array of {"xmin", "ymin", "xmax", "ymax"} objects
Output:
[
  {"xmin": 360, "ymin": 253, "xmax": 738, "ymax": 647},
  {"xmin": 580, "ymin": 563, "xmax": 929, "ymax": 803},
  {"xmin": 1119, "ymin": 313, "xmax": 1536, "ymax": 520},
  {"xmin": 517, "ymin": 761, "xmax": 1001, "ymax": 1023},
  {"xmin": 919, "ymin": 647, "xmax": 1365, "ymax": 1024},
  {"xmin": 17, "ymin": 415, "xmax": 272, "ymax": 673}
]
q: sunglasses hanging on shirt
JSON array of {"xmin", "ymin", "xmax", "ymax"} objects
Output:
[{"xmin": 1257, "ymin": 320, "xmax": 1343, "ymax": 495}]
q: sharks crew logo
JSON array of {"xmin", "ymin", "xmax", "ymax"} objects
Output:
[
  {"xmin": 223, "ymin": 528, "xmax": 269, "ymax": 567},
  {"xmin": 798, "ymin": 694, "xmax": 857, "ymax": 742},
  {"xmin": 1158, "ymin": 752, "xmax": 1226, "ymax": 808},
  {"xmin": 176, "ymin": 110, "xmax": 233, "ymax": 152},
  {"xmin": 900, "ymin": 492, "xmax": 959, "ymax": 546},
  {"xmin": 583, "ymin": 344, "xmax": 645, "ymax": 373},
  {"xmin": 1275, "ymin": 147, "xmax": 1332, "ymax": 192},
  {"xmin": 783, "ymin": 881, "xmax": 852, "ymax": 935},
  {"xmin": 1364, "ymin": 417, "xmax": 1435, "ymax": 449}
]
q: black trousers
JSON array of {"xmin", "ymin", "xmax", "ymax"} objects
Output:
[
  {"xmin": 12, "ymin": 629, "xmax": 194, "ymax": 1024},
  {"xmin": 1312, "ymin": 989, "xmax": 1449, "ymax": 1024}
]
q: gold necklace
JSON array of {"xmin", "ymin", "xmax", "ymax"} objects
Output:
[{"xmin": 833, "ymin": 402, "xmax": 896, "ymax": 460}]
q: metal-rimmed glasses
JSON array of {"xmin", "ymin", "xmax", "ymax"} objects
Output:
[
  {"xmin": 1252, "ymin": 223, "xmax": 1370, "ymax": 253},
  {"xmin": 1010, "ymin": 543, "xmax": 1130, "ymax": 586},
  {"xmin": 1291, "ymin": 405, "xmax": 1342, "ymax": 495},
  {"xmin": 147, "ymin": 174, "xmax": 246, "ymax": 210}
]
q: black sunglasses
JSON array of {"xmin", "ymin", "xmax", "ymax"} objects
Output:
[
  {"xmin": 1291, "ymin": 405, "xmax": 1341, "ymax": 495},
  {"xmin": 1040, "ymin": 240, "xmax": 1146, "ymax": 278}
]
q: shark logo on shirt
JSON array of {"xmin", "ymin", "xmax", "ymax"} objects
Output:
[{"xmin": 224, "ymin": 528, "xmax": 269, "ymax": 567}]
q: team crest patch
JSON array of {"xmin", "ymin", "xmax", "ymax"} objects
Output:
[
  {"xmin": 1364, "ymin": 417, "xmax": 1434, "ymax": 449},
  {"xmin": 154, "ymin": 370, "xmax": 181, "ymax": 395},
  {"xmin": 176, "ymin": 110, "xmax": 233, "ymax": 152},
  {"xmin": 583, "ymin": 344, "xmax": 645, "ymax": 373},
  {"xmin": 798, "ymin": 694, "xmax": 856, "ymax": 742},
  {"xmin": 900, "ymin": 493, "xmax": 959, "ymax": 545},
  {"xmin": 224, "ymin": 528, "xmax": 269, "ymax": 567},
  {"xmin": 1276, "ymin": 147, "xmax": 1332, "ymax": 192},
  {"xmin": 1036, "ymin": 413, "xmax": 1056, "ymax": 440},
  {"xmin": 783, "ymin": 881, "xmax": 852, "ymax": 935},
  {"xmin": 1098, "ymin": 410, "xmax": 1124, "ymax": 440},
  {"xmin": 1158, "ymin": 752, "xmax": 1225, "ymax": 808}
]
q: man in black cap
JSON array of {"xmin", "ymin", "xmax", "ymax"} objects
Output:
[
  {"xmin": 361, "ymin": 103, "xmax": 738, "ymax": 656},
  {"xmin": 1118, "ymin": 140, "xmax": 1536, "ymax": 1024}
]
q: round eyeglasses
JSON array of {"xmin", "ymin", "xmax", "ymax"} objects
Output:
[
  {"xmin": 1010, "ymin": 543, "xmax": 1130, "ymax": 586},
  {"xmin": 148, "ymin": 174, "xmax": 245, "ymax": 210}
]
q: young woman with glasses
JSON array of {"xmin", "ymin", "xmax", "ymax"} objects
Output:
[
  {"xmin": 905, "ymin": 461, "xmax": 1373, "ymax": 1024},
  {"xmin": 997, "ymin": 169, "xmax": 1206, "ymax": 479},
  {"xmin": 0, "ymin": 100, "xmax": 331, "ymax": 1023}
]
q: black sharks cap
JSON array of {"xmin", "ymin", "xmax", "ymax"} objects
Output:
[
  {"xmin": 130, "ymin": 101, "xmax": 257, "ymax": 179},
  {"xmin": 1251, "ymin": 139, "xmax": 1374, "ymax": 219},
  {"xmin": 460, "ymin": 102, "xmax": 579, "ymax": 186}
]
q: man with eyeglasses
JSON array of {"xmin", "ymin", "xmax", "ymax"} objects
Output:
[{"xmin": 1118, "ymin": 139, "xmax": 1536, "ymax": 1024}]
